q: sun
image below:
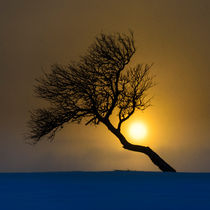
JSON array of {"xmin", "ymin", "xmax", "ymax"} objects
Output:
[{"xmin": 129, "ymin": 122, "xmax": 147, "ymax": 141}]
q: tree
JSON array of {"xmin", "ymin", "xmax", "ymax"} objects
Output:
[{"xmin": 27, "ymin": 31, "xmax": 176, "ymax": 172}]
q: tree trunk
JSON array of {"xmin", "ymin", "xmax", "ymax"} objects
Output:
[
  {"xmin": 104, "ymin": 120, "xmax": 176, "ymax": 172},
  {"xmin": 122, "ymin": 144, "xmax": 176, "ymax": 172}
]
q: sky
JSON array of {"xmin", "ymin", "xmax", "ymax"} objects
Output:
[{"xmin": 0, "ymin": 0, "xmax": 210, "ymax": 172}]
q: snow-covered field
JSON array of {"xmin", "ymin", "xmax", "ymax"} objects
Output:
[{"xmin": 0, "ymin": 171, "xmax": 210, "ymax": 210}]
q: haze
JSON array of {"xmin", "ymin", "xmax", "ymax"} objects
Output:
[{"xmin": 0, "ymin": 0, "xmax": 210, "ymax": 172}]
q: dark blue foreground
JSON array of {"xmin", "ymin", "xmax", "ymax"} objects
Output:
[{"xmin": 0, "ymin": 171, "xmax": 210, "ymax": 210}]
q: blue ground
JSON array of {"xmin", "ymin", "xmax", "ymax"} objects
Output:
[{"xmin": 0, "ymin": 171, "xmax": 210, "ymax": 210}]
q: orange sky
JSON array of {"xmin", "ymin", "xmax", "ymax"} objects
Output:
[{"xmin": 0, "ymin": 0, "xmax": 210, "ymax": 172}]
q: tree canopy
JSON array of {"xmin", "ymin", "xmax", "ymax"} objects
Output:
[{"xmin": 28, "ymin": 31, "xmax": 153, "ymax": 143}]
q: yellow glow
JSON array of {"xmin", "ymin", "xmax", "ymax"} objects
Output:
[{"xmin": 129, "ymin": 122, "xmax": 147, "ymax": 141}]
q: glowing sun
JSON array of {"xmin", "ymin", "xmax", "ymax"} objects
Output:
[{"xmin": 129, "ymin": 122, "xmax": 147, "ymax": 141}]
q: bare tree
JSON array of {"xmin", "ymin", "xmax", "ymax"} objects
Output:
[{"xmin": 27, "ymin": 31, "xmax": 176, "ymax": 172}]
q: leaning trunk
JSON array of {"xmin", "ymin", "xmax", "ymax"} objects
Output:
[
  {"xmin": 105, "ymin": 121, "xmax": 176, "ymax": 172},
  {"xmin": 122, "ymin": 143, "xmax": 176, "ymax": 172}
]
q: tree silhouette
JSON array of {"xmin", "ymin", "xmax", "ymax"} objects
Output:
[{"xmin": 27, "ymin": 31, "xmax": 176, "ymax": 172}]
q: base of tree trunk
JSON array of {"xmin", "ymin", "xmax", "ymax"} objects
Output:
[{"xmin": 123, "ymin": 144, "xmax": 176, "ymax": 172}]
